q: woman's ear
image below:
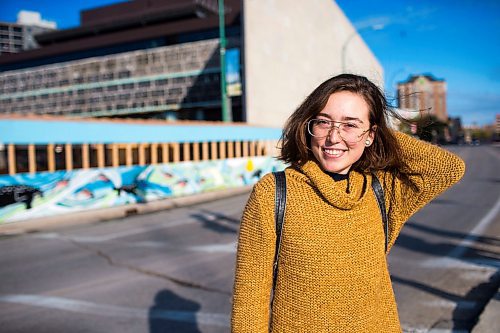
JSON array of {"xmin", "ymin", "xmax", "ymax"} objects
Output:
[{"xmin": 366, "ymin": 126, "xmax": 376, "ymax": 146}]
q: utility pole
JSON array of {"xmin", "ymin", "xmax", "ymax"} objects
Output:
[{"xmin": 218, "ymin": 0, "xmax": 231, "ymax": 122}]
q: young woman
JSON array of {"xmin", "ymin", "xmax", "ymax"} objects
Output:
[{"xmin": 231, "ymin": 74, "xmax": 465, "ymax": 332}]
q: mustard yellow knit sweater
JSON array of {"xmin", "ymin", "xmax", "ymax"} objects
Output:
[{"xmin": 231, "ymin": 132, "xmax": 465, "ymax": 333}]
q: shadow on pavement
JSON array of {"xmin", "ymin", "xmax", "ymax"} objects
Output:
[
  {"xmin": 149, "ymin": 289, "xmax": 202, "ymax": 333},
  {"xmin": 190, "ymin": 209, "xmax": 239, "ymax": 234},
  {"xmin": 405, "ymin": 222, "xmax": 500, "ymax": 247},
  {"xmin": 395, "ymin": 227, "xmax": 499, "ymax": 269},
  {"xmin": 392, "ymin": 272, "xmax": 500, "ymax": 331}
]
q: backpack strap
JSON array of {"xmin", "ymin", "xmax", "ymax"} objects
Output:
[
  {"xmin": 371, "ymin": 173, "xmax": 389, "ymax": 253},
  {"xmin": 271, "ymin": 171, "xmax": 389, "ymax": 294},
  {"xmin": 272, "ymin": 171, "xmax": 286, "ymax": 292}
]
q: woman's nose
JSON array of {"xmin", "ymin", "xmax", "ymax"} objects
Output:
[{"xmin": 327, "ymin": 126, "xmax": 342, "ymax": 142}]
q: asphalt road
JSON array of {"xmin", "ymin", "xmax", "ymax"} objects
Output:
[{"xmin": 0, "ymin": 144, "xmax": 498, "ymax": 333}]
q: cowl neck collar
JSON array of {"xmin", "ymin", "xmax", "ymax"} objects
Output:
[{"xmin": 296, "ymin": 160, "xmax": 369, "ymax": 210}]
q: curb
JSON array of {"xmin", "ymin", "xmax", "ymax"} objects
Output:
[
  {"xmin": 0, "ymin": 186, "xmax": 253, "ymax": 236},
  {"xmin": 472, "ymin": 288, "xmax": 500, "ymax": 333}
]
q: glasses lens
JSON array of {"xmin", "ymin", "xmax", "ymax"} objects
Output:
[
  {"xmin": 308, "ymin": 119, "xmax": 330, "ymax": 137},
  {"xmin": 339, "ymin": 123, "xmax": 365, "ymax": 142},
  {"xmin": 308, "ymin": 120, "xmax": 366, "ymax": 143}
]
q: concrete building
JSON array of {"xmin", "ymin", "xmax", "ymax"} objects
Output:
[
  {"xmin": 0, "ymin": 0, "xmax": 383, "ymax": 127},
  {"xmin": 0, "ymin": 11, "xmax": 56, "ymax": 56},
  {"xmin": 397, "ymin": 74, "xmax": 448, "ymax": 123}
]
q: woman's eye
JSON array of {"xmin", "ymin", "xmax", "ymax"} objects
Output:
[
  {"xmin": 345, "ymin": 122, "xmax": 359, "ymax": 128},
  {"xmin": 316, "ymin": 120, "xmax": 330, "ymax": 126}
]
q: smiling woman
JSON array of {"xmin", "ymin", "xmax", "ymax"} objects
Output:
[
  {"xmin": 307, "ymin": 91, "xmax": 374, "ymax": 174},
  {"xmin": 231, "ymin": 73, "xmax": 466, "ymax": 333}
]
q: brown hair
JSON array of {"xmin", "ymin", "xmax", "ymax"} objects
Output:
[{"xmin": 279, "ymin": 74, "xmax": 407, "ymax": 175}]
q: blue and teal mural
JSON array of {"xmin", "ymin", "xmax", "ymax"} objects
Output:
[{"xmin": 0, "ymin": 157, "xmax": 283, "ymax": 224}]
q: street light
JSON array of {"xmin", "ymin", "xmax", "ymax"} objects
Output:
[
  {"xmin": 389, "ymin": 67, "xmax": 408, "ymax": 91},
  {"xmin": 218, "ymin": 0, "xmax": 231, "ymax": 122},
  {"xmin": 341, "ymin": 24, "xmax": 384, "ymax": 73}
]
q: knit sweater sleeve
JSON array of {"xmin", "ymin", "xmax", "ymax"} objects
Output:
[
  {"xmin": 382, "ymin": 131, "xmax": 466, "ymax": 249},
  {"xmin": 231, "ymin": 174, "xmax": 276, "ymax": 332}
]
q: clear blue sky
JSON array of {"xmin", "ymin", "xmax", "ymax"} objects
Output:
[
  {"xmin": 1, "ymin": 0, "xmax": 499, "ymax": 126},
  {"xmin": 336, "ymin": 0, "xmax": 500, "ymax": 126}
]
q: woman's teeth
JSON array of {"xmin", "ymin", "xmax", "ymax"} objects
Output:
[{"xmin": 324, "ymin": 148, "xmax": 344, "ymax": 157}]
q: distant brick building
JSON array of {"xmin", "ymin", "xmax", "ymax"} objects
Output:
[
  {"xmin": 496, "ymin": 114, "xmax": 500, "ymax": 140},
  {"xmin": 397, "ymin": 74, "xmax": 448, "ymax": 123}
]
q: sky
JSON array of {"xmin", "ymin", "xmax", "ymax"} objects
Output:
[
  {"xmin": 0, "ymin": 0, "xmax": 499, "ymax": 126},
  {"xmin": 336, "ymin": 0, "xmax": 500, "ymax": 126}
]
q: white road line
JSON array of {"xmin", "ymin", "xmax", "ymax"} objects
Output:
[
  {"xmin": 421, "ymin": 257, "xmax": 499, "ymax": 270},
  {"xmin": 448, "ymin": 194, "xmax": 500, "ymax": 259},
  {"xmin": 33, "ymin": 230, "xmax": 237, "ymax": 253},
  {"xmin": 428, "ymin": 330, "xmax": 469, "ymax": 333},
  {"xmin": 188, "ymin": 241, "xmax": 237, "ymax": 253},
  {"xmin": 422, "ymin": 194, "xmax": 500, "ymax": 269},
  {"xmin": 423, "ymin": 299, "xmax": 477, "ymax": 310},
  {"xmin": 0, "ymin": 294, "xmax": 230, "ymax": 327},
  {"xmin": 402, "ymin": 326, "xmax": 469, "ymax": 333},
  {"xmin": 32, "ymin": 209, "xmax": 241, "ymax": 243},
  {"xmin": 33, "ymin": 218, "xmax": 196, "ymax": 242}
]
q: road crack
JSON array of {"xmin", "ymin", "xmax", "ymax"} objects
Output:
[{"xmin": 65, "ymin": 237, "xmax": 231, "ymax": 296}]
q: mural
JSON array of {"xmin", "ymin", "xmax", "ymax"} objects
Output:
[{"xmin": 0, "ymin": 157, "xmax": 284, "ymax": 224}]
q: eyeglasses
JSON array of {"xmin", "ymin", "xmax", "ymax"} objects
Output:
[{"xmin": 306, "ymin": 119, "xmax": 371, "ymax": 143}]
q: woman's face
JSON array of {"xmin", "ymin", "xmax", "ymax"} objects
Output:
[{"xmin": 310, "ymin": 91, "xmax": 374, "ymax": 174}]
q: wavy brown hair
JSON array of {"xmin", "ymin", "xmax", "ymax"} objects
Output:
[{"xmin": 279, "ymin": 74, "xmax": 408, "ymax": 176}]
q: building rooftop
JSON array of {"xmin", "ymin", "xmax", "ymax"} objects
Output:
[
  {"xmin": 0, "ymin": 0, "xmax": 241, "ymax": 70},
  {"xmin": 399, "ymin": 73, "xmax": 445, "ymax": 84}
]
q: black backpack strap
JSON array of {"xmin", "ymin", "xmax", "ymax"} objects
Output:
[
  {"xmin": 371, "ymin": 173, "xmax": 389, "ymax": 253},
  {"xmin": 272, "ymin": 171, "xmax": 286, "ymax": 292},
  {"xmin": 271, "ymin": 171, "xmax": 387, "ymax": 297}
]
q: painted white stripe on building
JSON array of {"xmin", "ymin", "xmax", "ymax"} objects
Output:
[{"xmin": 0, "ymin": 294, "xmax": 229, "ymax": 327}]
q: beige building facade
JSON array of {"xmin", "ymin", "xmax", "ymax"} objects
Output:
[
  {"xmin": 0, "ymin": 0, "xmax": 383, "ymax": 128},
  {"xmin": 243, "ymin": 0, "xmax": 384, "ymax": 127}
]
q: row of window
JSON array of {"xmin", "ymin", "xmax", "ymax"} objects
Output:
[
  {"xmin": 0, "ymin": 26, "xmax": 22, "ymax": 33},
  {"xmin": 0, "ymin": 73, "xmax": 220, "ymax": 98},
  {"xmin": 1, "ymin": 90, "xmax": 221, "ymax": 116},
  {"xmin": 0, "ymin": 40, "xmax": 220, "ymax": 91}
]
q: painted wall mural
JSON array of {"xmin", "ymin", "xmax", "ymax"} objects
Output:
[{"xmin": 0, "ymin": 157, "xmax": 284, "ymax": 224}]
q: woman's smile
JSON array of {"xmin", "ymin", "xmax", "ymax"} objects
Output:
[{"xmin": 322, "ymin": 147, "xmax": 347, "ymax": 158}]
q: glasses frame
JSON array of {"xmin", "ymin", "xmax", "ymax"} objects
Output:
[{"xmin": 306, "ymin": 119, "xmax": 371, "ymax": 143}]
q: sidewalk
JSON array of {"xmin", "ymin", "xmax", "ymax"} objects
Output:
[
  {"xmin": 0, "ymin": 186, "xmax": 252, "ymax": 236},
  {"xmin": 472, "ymin": 287, "xmax": 500, "ymax": 333}
]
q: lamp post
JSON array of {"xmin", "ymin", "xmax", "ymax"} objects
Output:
[
  {"xmin": 389, "ymin": 67, "xmax": 407, "ymax": 91},
  {"xmin": 218, "ymin": 0, "xmax": 231, "ymax": 122},
  {"xmin": 341, "ymin": 24, "xmax": 384, "ymax": 73},
  {"xmin": 388, "ymin": 67, "xmax": 407, "ymax": 108}
]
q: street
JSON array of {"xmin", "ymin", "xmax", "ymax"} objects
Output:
[{"xmin": 0, "ymin": 145, "xmax": 498, "ymax": 333}]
